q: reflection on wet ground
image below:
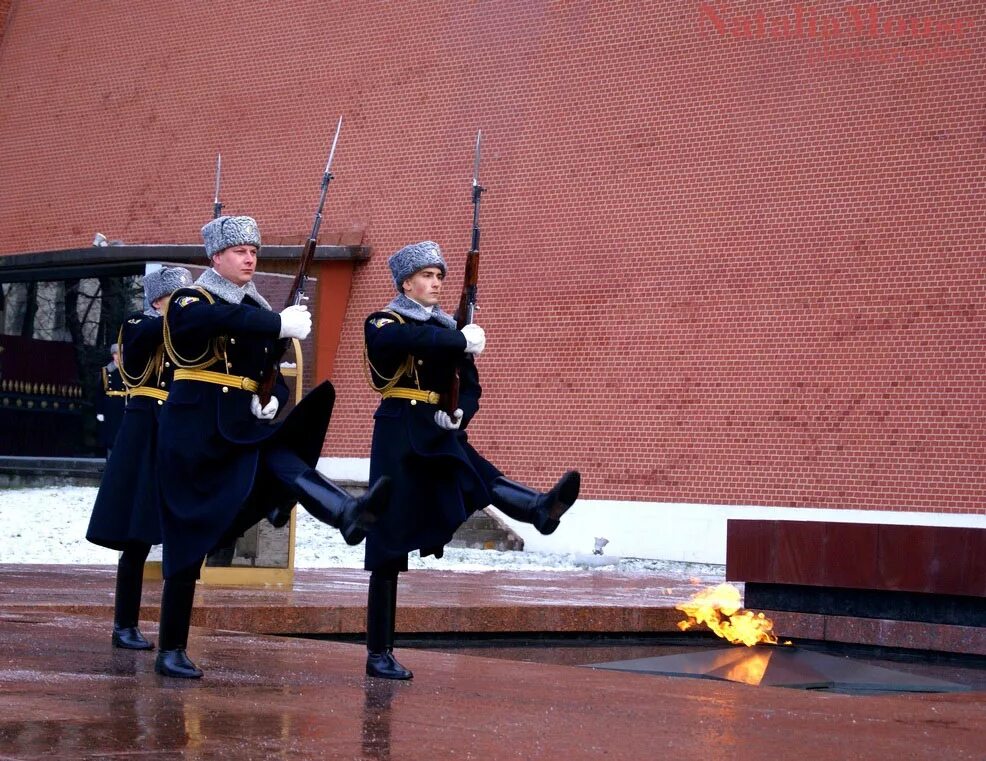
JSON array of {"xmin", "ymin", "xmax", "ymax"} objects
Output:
[
  {"xmin": 400, "ymin": 635, "xmax": 986, "ymax": 692},
  {"xmin": 361, "ymin": 678, "xmax": 400, "ymax": 761}
]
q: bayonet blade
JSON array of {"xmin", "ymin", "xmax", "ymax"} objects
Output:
[
  {"xmin": 213, "ymin": 152, "xmax": 222, "ymax": 204},
  {"xmin": 324, "ymin": 116, "xmax": 343, "ymax": 175},
  {"xmin": 472, "ymin": 129, "xmax": 482, "ymax": 186}
]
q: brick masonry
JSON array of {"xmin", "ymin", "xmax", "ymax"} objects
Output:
[
  {"xmin": 0, "ymin": 1, "xmax": 10, "ymax": 43},
  {"xmin": 0, "ymin": 2, "xmax": 982, "ymax": 513}
]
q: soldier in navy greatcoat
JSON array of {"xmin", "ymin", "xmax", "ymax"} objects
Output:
[
  {"xmin": 154, "ymin": 215, "xmax": 390, "ymax": 679},
  {"xmin": 86, "ymin": 266, "xmax": 193, "ymax": 652},
  {"xmin": 95, "ymin": 343, "xmax": 126, "ymax": 455},
  {"xmin": 362, "ymin": 241, "xmax": 580, "ymax": 679}
]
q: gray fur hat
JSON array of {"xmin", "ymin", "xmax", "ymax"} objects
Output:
[
  {"xmin": 388, "ymin": 241, "xmax": 447, "ymax": 292},
  {"xmin": 144, "ymin": 266, "xmax": 193, "ymax": 304},
  {"xmin": 110, "ymin": 343, "xmax": 120, "ymax": 355},
  {"xmin": 201, "ymin": 215, "xmax": 261, "ymax": 259}
]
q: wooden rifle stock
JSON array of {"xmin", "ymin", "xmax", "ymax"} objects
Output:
[
  {"xmin": 256, "ymin": 238, "xmax": 317, "ymax": 405},
  {"xmin": 454, "ymin": 252, "xmax": 480, "ymax": 329},
  {"xmin": 446, "ymin": 250, "xmax": 479, "ymax": 413}
]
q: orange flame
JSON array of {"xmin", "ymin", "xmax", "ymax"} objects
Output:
[
  {"xmin": 675, "ymin": 584, "xmax": 778, "ymax": 647},
  {"xmin": 721, "ymin": 649, "xmax": 772, "ymax": 685}
]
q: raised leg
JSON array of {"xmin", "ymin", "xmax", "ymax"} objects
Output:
[
  {"xmin": 490, "ymin": 470, "xmax": 581, "ymax": 535},
  {"xmin": 292, "ymin": 471, "xmax": 392, "ymax": 545}
]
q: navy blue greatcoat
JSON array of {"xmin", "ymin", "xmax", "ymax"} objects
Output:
[
  {"xmin": 87, "ymin": 311, "xmax": 170, "ymax": 550},
  {"xmin": 96, "ymin": 364, "xmax": 126, "ymax": 449},
  {"xmin": 363, "ymin": 310, "xmax": 501, "ymax": 571},
  {"xmin": 157, "ymin": 286, "xmax": 333, "ymax": 577}
]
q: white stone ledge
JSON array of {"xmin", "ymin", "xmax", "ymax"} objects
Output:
[{"xmin": 318, "ymin": 458, "xmax": 986, "ymax": 565}]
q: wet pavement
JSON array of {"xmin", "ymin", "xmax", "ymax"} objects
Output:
[
  {"xmin": 1, "ymin": 609, "xmax": 984, "ymax": 759},
  {"xmin": 0, "ymin": 565, "xmax": 984, "ymax": 758}
]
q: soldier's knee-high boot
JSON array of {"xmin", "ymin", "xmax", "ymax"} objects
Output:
[
  {"xmin": 292, "ymin": 471, "xmax": 392, "ymax": 546},
  {"xmin": 154, "ymin": 575, "xmax": 203, "ymax": 679},
  {"xmin": 365, "ymin": 572, "xmax": 412, "ymax": 680},
  {"xmin": 490, "ymin": 470, "xmax": 581, "ymax": 535},
  {"xmin": 112, "ymin": 543, "xmax": 154, "ymax": 650}
]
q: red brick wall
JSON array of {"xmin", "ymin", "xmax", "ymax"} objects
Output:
[
  {"xmin": 0, "ymin": 2, "xmax": 982, "ymax": 513},
  {"xmin": 0, "ymin": 0, "xmax": 12, "ymax": 45}
]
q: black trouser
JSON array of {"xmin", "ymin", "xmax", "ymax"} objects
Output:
[{"xmin": 114, "ymin": 542, "xmax": 151, "ymax": 627}]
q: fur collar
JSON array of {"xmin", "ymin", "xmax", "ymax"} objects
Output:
[
  {"xmin": 195, "ymin": 268, "xmax": 272, "ymax": 310},
  {"xmin": 385, "ymin": 294, "xmax": 457, "ymax": 329}
]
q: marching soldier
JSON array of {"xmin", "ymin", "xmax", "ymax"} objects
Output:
[
  {"xmin": 95, "ymin": 343, "xmax": 126, "ymax": 455},
  {"xmin": 155, "ymin": 215, "xmax": 389, "ymax": 678},
  {"xmin": 86, "ymin": 266, "xmax": 194, "ymax": 651},
  {"xmin": 363, "ymin": 241, "xmax": 580, "ymax": 679}
]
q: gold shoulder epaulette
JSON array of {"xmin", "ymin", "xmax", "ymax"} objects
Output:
[{"xmin": 369, "ymin": 310, "xmax": 404, "ymax": 329}]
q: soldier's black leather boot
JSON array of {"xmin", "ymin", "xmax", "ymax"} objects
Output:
[
  {"xmin": 112, "ymin": 546, "xmax": 153, "ymax": 650},
  {"xmin": 365, "ymin": 573, "xmax": 412, "ymax": 680},
  {"xmin": 293, "ymin": 471, "xmax": 392, "ymax": 545},
  {"xmin": 490, "ymin": 470, "xmax": 581, "ymax": 535},
  {"xmin": 154, "ymin": 649, "xmax": 203, "ymax": 679},
  {"xmin": 112, "ymin": 624, "xmax": 154, "ymax": 650},
  {"xmin": 154, "ymin": 577, "xmax": 203, "ymax": 679}
]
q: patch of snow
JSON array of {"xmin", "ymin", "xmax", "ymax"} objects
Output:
[
  {"xmin": 0, "ymin": 487, "xmax": 118, "ymax": 565},
  {"xmin": 0, "ymin": 486, "xmax": 723, "ymax": 578}
]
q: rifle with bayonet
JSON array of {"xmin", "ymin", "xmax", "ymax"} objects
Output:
[
  {"xmin": 213, "ymin": 152, "xmax": 224, "ymax": 219},
  {"xmin": 256, "ymin": 115, "xmax": 344, "ymax": 405},
  {"xmin": 446, "ymin": 129, "xmax": 485, "ymax": 414}
]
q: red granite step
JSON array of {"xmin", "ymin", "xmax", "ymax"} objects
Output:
[{"xmin": 0, "ymin": 564, "xmax": 717, "ymax": 635}]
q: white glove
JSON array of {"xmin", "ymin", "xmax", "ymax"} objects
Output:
[
  {"xmin": 461, "ymin": 323, "xmax": 485, "ymax": 355},
  {"xmin": 435, "ymin": 408, "xmax": 463, "ymax": 430},
  {"xmin": 96, "ymin": 413, "xmax": 105, "ymax": 422},
  {"xmin": 250, "ymin": 394, "xmax": 279, "ymax": 420},
  {"xmin": 278, "ymin": 304, "xmax": 312, "ymax": 340}
]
